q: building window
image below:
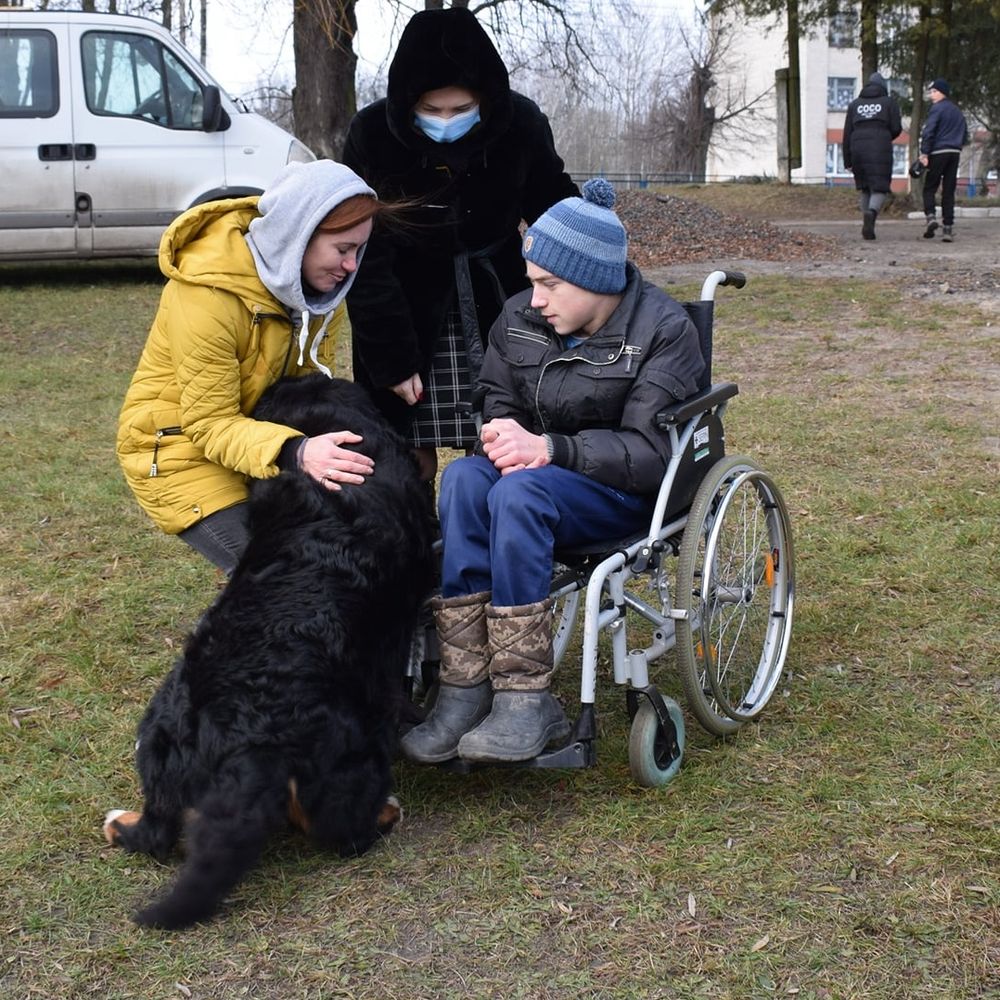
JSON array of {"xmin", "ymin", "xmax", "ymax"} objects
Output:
[
  {"xmin": 892, "ymin": 144, "xmax": 908, "ymax": 176},
  {"xmin": 829, "ymin": 143, "xmax": 909, "ymax": 178},
  {"xmin": 829, "ymin": 12, "xmax": 857, "ymax": 48},
  {"xmin": 828, "ymin": 77, "xmax": 856, "ymax": 111},
  {"xmin": 826, "ymin": 143, "xmax": 850, "ymax": 177}
]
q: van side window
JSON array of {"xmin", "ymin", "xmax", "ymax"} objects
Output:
[
  {"xmin": 80, "ymin": 31, "xmax": 204, "ymax": 130},
  {"xmin": 0, "ymin": 29, "xmax": 58, "ymax": 118}
]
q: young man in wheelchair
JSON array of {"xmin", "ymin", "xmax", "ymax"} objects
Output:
[{"xmin": 400, "ymin": 178, "xmax": 705, "ymax": 765}]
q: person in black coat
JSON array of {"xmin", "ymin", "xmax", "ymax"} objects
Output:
[
  {"xmin": 342, "ymin": 7, "xmax": 578, "ymax": 480},
  {"xmin": 842, "ymin": 72, "xmax": 902, "ymax": 241}
]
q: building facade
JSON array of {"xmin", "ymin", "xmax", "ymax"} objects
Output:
[{"xmin": 706, "ymin": 12, "xmax": 913, "ymax": 189}]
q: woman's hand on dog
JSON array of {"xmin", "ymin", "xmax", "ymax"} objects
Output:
[{"xmin": 300, "ymin": 432, "xmax": 374, "ymax": 490}]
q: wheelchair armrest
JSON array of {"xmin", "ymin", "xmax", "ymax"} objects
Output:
[{"xmin": 656, "ymin": 382, "xmax": 739, "ymax": 428}]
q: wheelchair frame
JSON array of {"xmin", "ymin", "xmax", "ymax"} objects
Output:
[{"xmin": 417, "ymin": 270, "xmax": 795, "ymax": 787}]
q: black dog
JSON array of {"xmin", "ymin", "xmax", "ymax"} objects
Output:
[{"xmin": 104, "ymin": 375, "xmax": 435, "ymax": 929}]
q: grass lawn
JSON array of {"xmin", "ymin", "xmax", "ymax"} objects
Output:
[
  {"xmin": 0, "ymin": 247, "xmax": 997, "ymax": 998},
  {"xmin": 659, "ymin": 180, "xmax": 1000, "ymax": 220}
]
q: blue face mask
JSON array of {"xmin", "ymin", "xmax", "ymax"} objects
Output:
[{"xmin": 414, "ymin": 105, "xmax": 481, "ymax": 144}]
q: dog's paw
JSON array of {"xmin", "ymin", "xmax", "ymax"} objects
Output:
[
  {"xmin": 376, "ymin": 795, "xmax": 402, "ymax": 835},
  {"xmin": 103, "ymin": 809, "xmax": 141, "ymax": 845}
]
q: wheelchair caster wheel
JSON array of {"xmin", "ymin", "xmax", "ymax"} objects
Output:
[{"xmin": 628, "ymin": 697, "xmax": 685, "ymax": 788}]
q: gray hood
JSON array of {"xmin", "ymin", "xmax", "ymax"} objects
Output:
[{"xmin": 246, "ymin": 159, "xmax": 376, "ymax": 374}]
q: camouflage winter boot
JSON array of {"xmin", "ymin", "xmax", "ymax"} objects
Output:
[
  {"xmin": 399, "ymin": 591, "xmax": 493, "ymax": 763},
  {"xmin": 457, "ymin": 598, "xmax": 570, "ymax": 763}
]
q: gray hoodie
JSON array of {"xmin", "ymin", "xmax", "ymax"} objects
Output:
[{"xmin": 245, "ymin": 159, "xmax": 376, "ymax": 375}]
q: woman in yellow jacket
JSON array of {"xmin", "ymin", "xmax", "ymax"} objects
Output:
[{"xmin": 118, "ymin": 159, "xmax": 385, "ymax": 573}]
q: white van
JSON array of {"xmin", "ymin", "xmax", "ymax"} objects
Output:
[{"xmin": 0, "ymin": 8, "xmax": 314, "ymax": 260}]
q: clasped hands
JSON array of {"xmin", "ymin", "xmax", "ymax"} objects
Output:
[{"xmin": 481, "ymin": 418, "xmax": 549, "ymax": 475}]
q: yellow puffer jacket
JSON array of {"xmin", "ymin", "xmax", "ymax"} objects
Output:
[{"xmin": 117, "ymin": 197, "xmax": 349, "ymax": 534}]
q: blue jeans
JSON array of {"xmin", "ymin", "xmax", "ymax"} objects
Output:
[{"xmin": 439, "ymin": 456, "xmax": 653, "ymax": 606}]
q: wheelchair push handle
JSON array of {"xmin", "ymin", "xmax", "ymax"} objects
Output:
[{"xmin": 700, "ymin": 270, "xmax": 747, "ymax": 302}]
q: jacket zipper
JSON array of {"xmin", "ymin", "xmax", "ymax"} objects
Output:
[
  {"xmin": 150, "ymin": 426, "xmax": 182, "ymax": 477},
  {"xmin": 534, "ymin": 338, "xmax": 628, "ymax": 431}
]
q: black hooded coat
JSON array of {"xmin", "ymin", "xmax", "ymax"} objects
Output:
[
  {"xmin": 842, "ymin": 75, "xmax": 902, "ymax": 194},
  {"xmin": 342, "ymin": 8, "xmax": 577, "ymax": 432}
]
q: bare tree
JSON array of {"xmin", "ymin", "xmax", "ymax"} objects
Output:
[
  {"xmin": 639, "ymin": 14, "xmax": 772, "ymax": 178},
  {"xmin": 285, "ymin": 0, "xmax": 613, "ymax": 157},
  {"xmin": 291, "ymin": 0, "xmax": 357, "ymax": 159}
]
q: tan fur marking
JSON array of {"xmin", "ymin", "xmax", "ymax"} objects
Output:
[
  {"xmin": 287, "ymin": 777, "xmax": 311, "ymax": 834},
  {"xmin": 376, "ymin": 795, "xmax": 402, "ymax": 835},
  {"xmin": 102, "ymin": 809, "xmax": 141, "ymax": 845}
]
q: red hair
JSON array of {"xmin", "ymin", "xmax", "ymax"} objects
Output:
[{"xmin": 315, "ymin": 194, "xmax": 380, "ymax": 234}]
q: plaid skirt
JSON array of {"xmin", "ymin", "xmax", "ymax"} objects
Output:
[{"xmin": 409, "ymin": 308, "xmax": 479, "ymax": 449}]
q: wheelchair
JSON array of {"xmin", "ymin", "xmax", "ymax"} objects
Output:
[{"xmin": 408, "ymin": 270, "xmax": 795, "ymax": 787}]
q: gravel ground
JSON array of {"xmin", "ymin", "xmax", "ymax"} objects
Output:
[{"xmin": 621, "ymin": 190, "xmax": 1000, "ymax": 308}]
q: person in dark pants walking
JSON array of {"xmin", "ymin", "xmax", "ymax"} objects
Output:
[
  {"xmin": 842, "ymin": 72, "xmax": 902, "ymax": 241},
  {"xmin": 919, "ymin": 79, "xmax": 970, "ymax": 243}
]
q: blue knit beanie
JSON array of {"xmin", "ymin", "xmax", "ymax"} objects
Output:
[
  {"xmin": 929, "ymin": 78, "xmax": 951, "ymax": 96},
  {"xmin": 522, "ymin": 178, "xmax": 627, "ymax": 293}
]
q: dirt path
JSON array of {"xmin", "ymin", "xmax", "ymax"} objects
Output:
[{"xmin": 645, "ymin": 216, "xmax": 1000, "ymax": 312}]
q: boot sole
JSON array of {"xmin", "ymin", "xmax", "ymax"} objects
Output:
[{"xmin": 399, "ymin": 740, "xmax": 461, "ymax": 764}]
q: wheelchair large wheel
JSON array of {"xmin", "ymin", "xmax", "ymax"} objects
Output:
[
  {"xmin": 628, "ymin": 697, "xmax": 685, "ymax": 787},
  {"xmin": 675, "ymin": 455, "xmax": 794, "ymax": 737}
]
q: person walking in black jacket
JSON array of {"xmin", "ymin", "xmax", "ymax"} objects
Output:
[
  {"xmin": 399, "ymin": 180, "xmax": 705, "ymax": 766},
  {"xmin": 342, "ymin": 7, "xmax": 577, "ymax": 481},
  {"xmin": 842, "ymin": 72, "xmax": 902, "ymax": 241},
  {"xmin": 919, "ymin": 78, "xmax": 970, "ymax": 242}
]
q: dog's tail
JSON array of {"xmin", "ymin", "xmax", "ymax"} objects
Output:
[{"xmin": 134, "ymin": 761, "xmax": 286, "ymax": 930}]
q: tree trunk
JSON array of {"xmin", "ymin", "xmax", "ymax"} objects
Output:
[
  {"xmin": 292, "ymin": 0, "xmax": 358, "ymax": 159},
  {"xmin": 859, "ymin": 0, "xmax": 878, "ymax": 80},
  {"xmin": 909, "ymin": 4, "xmax": 932, "ymax": 197},
  {"xmin": 200, "ymin": 0, "xmax": 207, "ymax": 63}
]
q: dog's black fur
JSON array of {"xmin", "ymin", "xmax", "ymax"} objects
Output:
[{"xmin": 106, "ymin": 375, "xmax": 435, "ymax": 929}]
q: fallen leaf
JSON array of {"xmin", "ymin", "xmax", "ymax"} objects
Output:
[
  {"xmin": 751, "ymin": 934, "xmax": 770, "ymax": 952},
  {"xmin": 687, "ymin": 892, "xmax": 696, "ymax": 917}
]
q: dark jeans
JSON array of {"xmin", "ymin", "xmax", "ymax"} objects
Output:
[
  {"xmin": 922, "ymin": 151, "xmax": 960, "ymax": 226},
  {"xmin": 439, "ymin": 456, "xmax": 653, "ymax": 606},
  {"xmin": 177, "ymin": 503, "xmax": 250, "ymax": 575}
]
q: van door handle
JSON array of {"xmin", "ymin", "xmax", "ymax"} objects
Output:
[
  {"xmin": 74, "ymin": 144, "xmax": 97, "ymax": 161},
  {"xmin": 39, "ymin": 143, "xmax": 74, "ymax": 161}
]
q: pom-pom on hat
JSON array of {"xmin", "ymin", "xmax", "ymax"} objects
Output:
[
  {"xmin": 929, "ymin": 78, "xmax": 951, "ymax": 96},
  {"xmin": 522, "ymin": 178, "xmax": 627, "ymax": 293}
]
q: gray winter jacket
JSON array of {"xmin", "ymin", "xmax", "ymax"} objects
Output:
[{"xmin": 478, "ymin": 263, "xmax": 705, "ymax": 495}]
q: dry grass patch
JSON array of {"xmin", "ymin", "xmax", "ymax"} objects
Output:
[{"xmin": 1, "ymin": 263, "xmax": 997, "ymax": 999}]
